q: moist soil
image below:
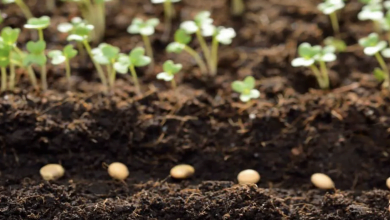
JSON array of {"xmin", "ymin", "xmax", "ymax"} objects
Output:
[{"xmin": 1, "ymin": 0, "xmax": 390, "ymax": 219}]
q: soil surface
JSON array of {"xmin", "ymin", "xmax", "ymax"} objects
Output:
[{"xmin": 1, "ymin": 0, "xmax": 390, "ymax": 219}]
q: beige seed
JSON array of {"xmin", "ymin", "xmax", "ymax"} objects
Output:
[
  {"xmin": 237, "ymin": 169, "xmax": 261, "ymax": 184},
  {"xmin": 311, "ymin": 173, "xmax": 335, "ymax": 189},
  {"xmin": 386, "ymin": 177, "xmax": 390, "ymax": 189},
  {"xmin": 108, "ymin": 162, "xmax": 129, "ymax": 180},
  {"xmin": 40, "ymin": 164, "xmax": 65, "ymax": 181},
  {"xmin": 170, "ymin": 164, "xmax": 195, "ymax": 179}
]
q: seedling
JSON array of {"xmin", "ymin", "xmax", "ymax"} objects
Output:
[
  {"xmin": 2, "ymin": 0, "xmax": 33, "ymax": 19},
  {"xmin": 1, "ymin": 27, "xmax": 20, "ymax": 90},
  {"xmin": 291, "ymin": 43, "xmax": 336, "ymax": 89},
  {"xmin": 318, "ymin": 0, "xmax": 345, "ymax": 37},
  {"xmin": 324, "ymin": 36, "xmax": 347, "ymax": 52},
  {"xmin": 231, "ymin": 76, "xmax": 260, "ymax": 102},
  {"xmin": 231, "ymin": 0, "xmax": 245, "ymax": 16},
  {"xmin": 114, "ymin": 47, "xmax": 151, "ymax": 93},
  {"xmin": 358, "ymin": 2, "xmax": 383, "ymax": 32},
  {"xmin": 156, "ymin": 60, "xmax": 182, "ymax": 89},
  {"xmin": 48, "ymin": 45, "xmax": 78, "ymax": 87},
  {"xmin": 210, "ymin": 26, "xmax": 236, "ymax": 75},
  {"xmin": 151, "ymin": 0, "xmax": 181, "ymax": 40},
  {"xmin": 23, "ymin": 40, "xmax": 47, "ymax": 90},
  {"xmin": 92, "ymin": 43, "xmax": 120, "ymax": 87},
  {"xmin": 167, "ymin": 29, "xmax": 207, "ymax": 74},
  {"xmin": 0, "ymin": 42, "xmax": 11, "ymax": 92},
  {"xmin": 127, "ymin": 18, "xmax": 159, "ymax": 66},
  {"xmin": 58, "ymin": 17, "xmax": 87, "ymax": 59},
  {"xmin": 359, "ymin": 33, "xmax": 390, "ymax": 87},
  {"xmin": 24, "ymin": 16, "xmax": 51, "ymax": 41}
]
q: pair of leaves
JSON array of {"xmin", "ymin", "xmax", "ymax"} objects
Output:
[
  {"xmin": 156, "ymin": 60, "xmax": 182, "ymax": 81},
  {"xmin": 215, "ymin": 27, "xmax": 236, "ymax": 45},
  {"xmin": 166, "ymin": 29, "xmax": 191, "ymax": 53},
  {"xmin": 67, "ymin": 23, "xmax": 94, "ymax": 42},
  {"xmin": 24, "ymin": 16, "xmax": 51, "ymax": 29},
  {"xmin": 359, "ymin": 33, "xmax": 387, "ymax": 56},
  {"xmin": 48, "ymin": 45, "xmax": 78, "ymax": 65},
  {"xmin": 114, "ymin": 47, "xmax": 151, "ymax": 74},
  {"xmin": 24, "ymin": 40, "xmax": 46, "ymax": 66},
  {"xmin": 92, "ymin": 43, "xmax": 120, "ymax": 65},
  {"xmin": 127, "ymin": 18, "xmax": 159, "ymax": 36},
  {"xmin": 317, "ymin": 0, "xmax": 345, "ymax": 15},
  {"xmin": 1, "ymin": 27, "xmax": 20, "ymax": 46},
  {"xmin": 0, "ymin": 43, "xmax": 11, "ymax": 67},
  {"xmin": 231, "ymin": 76, "xmax": 260, "ymax": 102}
]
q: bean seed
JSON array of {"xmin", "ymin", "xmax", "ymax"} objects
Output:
[
  {"xmin": 311, "ymin": 173, "xmax": 334, "ymax": 189},
  {"xmin": 170, "ymin": 164, "xmax": 195, "ymax": 179},
  {"xmin": 108, "ymin": 162, "xmax": 129, "ymax": 180},
  {"xmin": 237, "ymin": 169, "xmax": 260, "ymax": 184},
  {"xmin": 40, "ymin": 164, "xmax": 65, "ymax": 181}
]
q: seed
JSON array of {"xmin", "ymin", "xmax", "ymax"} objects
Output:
[
  {"xmin": 170, "ymin": 164, "xmax": 195, "ymax": 179},
  {"xmin": 311, "ymin": 173, "xmax": 335, "ymax": 189},
  {"xmin": 108, "ymin": 162, "xmax": 129, "ymax": 180},
  {"xmin": 40, "ymin": 164, "xmax": 65, "ymax": 181},
  {"xmin": 386, "ymin": 177, "xmax": 390, "ymax": 189},
  {"xmin": 237, "ymin": 169, "xmax": 261, "ymax": 184}
]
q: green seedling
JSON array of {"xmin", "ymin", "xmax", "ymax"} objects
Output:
[
  {"xmin": 359, "ymin": 33, "xmax": 390, "ymax": 87},
  {"xmin": 92, "ymin": 43, "xmax": 120, "ymax": 87},
  {"xmin": 2, "ymin": 0, "xmax": 33, "ymax": 19},
  {"xmin": 23, "ymin": 40, "xmax": 48, "ymax": 90},
  {"xmin": 291, "ymin": 43, "xmax": 336, "ymax": 89},
  {"xmin": 358, "ymin": 2, "xmax": 383, "ymax": 32},
  {"xmin": 58, "ymin": 17, "xmax": 87, "ymax": 59},
  {"xmin": 114, "ymin": 47, "xmax": 151, "ymax": 94},
  {"xmin": 0, "ymin": 42, "xmax": 11, "ymax": 92},
  {"xmin": 324, "ymin": 36, "xmax": 347, "ymax": 52},
  {"xmin": 156, "ymin": 60, "xmax": 182, "ymax": 89},
  {"xmin": 66, "ymin": 22, "xmax": 108, "ymax": 88},
  {"xmin": 24, "ymin": 16, "xmax": 51, "ymax": 41},
  {"xmin": 210, "ymin": 26, "xmax": 236, "ymax": 75},
  {"xmin": 231, "ymin": 76, "xmax": 260, "ymax": 102},
  {"xmin": 231, "ymin": 0, "xmax": 245, "ymax": 16},
  {"xmin": 48, "ymin": 45, "xmax": 78, "ymax": 87},
  {"xmin": 0, "ymin": 11, "xmax": 3, "ymax": 24},
  {"xmin": 151, "ymin": 0, "xmax": 181, "ymax": 40},
  {"xmin": 318, "ymin": 0, "xmax": 345, "ymax": 38},
  {"xmin": 1, "ymin": 27, "xmax": 20, "ymax": 90},
  {"xmin": 167, "ymin": 29, "xmax": 207, "ymax": 74},
  {"xmin": 127, "ymin": 18, "xmax": 159, "ymax": 67}
]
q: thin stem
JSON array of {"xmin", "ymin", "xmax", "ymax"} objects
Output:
[
  {"xmin": 1, "ymin": 67, "xmax": 7, "ymax": 92},
  {"xmin": 162, "ymin": 0, "xmax": 173, "ymax": 41},
  {"xmin": 41, "ymin": 64, "xmax": 47, "ymax": 90},
  {"xmin": 109, "ymin": 63, "xmax": 116, "ymax": 88},
  {"xmin": 65, "ymin": 59, "xmax": 71, "ymax": 87},
  {"xmin": 27, "ymin": 66, "xmax": 39, "ymax": 90},
  {"xmin": 375, "ymin": 52, "xmax": 390, "ymax": 88},
  {"xmin": 129, "ymin": 65, "xmax": 140, "ymax": 94},
  {"xmin": 374, "ymin": 20, "xmax": 381, "ymax": 34},
  {"xmin": 195, "ymin": 30, "xmax": 212, "ymax": 71},
  {"xmin": 310, "ymin": 64, "xmax": 327, "ymax": 89},
  {"xmin": 15, "ymin": 0, "xmax": 33, "ymax": 19},
  {"xmin": 171, "ymin": 78, "xmax": 176, "ymax": 89},
  {"xmin": 319, "ymin": 61, "xmax": 330, "ymax": 89},
  {"xmin": 183, "ymin": 45, "xmax": 208, "ymax": 74},
  {"xmin": 210, "ymin": 36, "xmax": 219, "ymax": 75},
  {"xmin": 38, "ymin": 29, "xmax": 44, "ymax": 41},
  {"xmin": 329, "ymin": 12, "xmax": 340, "ymax": 38},
  {"xmin": 83, "ymin": 40, "xmax": 108, "ymax": 88},
  {"xmin": 9, "ymin": 51, "xmax": 16, "ymax": 91},
  {"xmin": 142, "ymin": 35, "xmax": 154, "ymax": 64},
  {"xmin": 231, "ymin": 0, "xmax": 245, "ymax": 16},
  {"xmin": 46, "ymin": 0, "xmax": 55, "ymax": 11}
]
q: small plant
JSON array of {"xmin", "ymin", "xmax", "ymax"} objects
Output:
[
  {"xmin": 1, "ymin": 27, "xmax": 21, "ymax": 91},
  {"xmin": 23, "ymin": 40, "xmax": 48, "ymax": 90},
  {"xmin": 291, "ymin": 43, "xmax": 336, "ymax": 89},
  {"xmin": 359, "ymin": 33, "xmax": 390, "ymax": 87},
  {"xmin": 167, "ymin": 29, "xmax": 207, "ymax": 74},
  {"xmin": 210, "ymin": 26, "xmax": 236, "ymax": 75},
  {"xmin": 127, "ymin": 18, "xmax": 159, "ymax": 66},
  {"xmin": 2, "ymin": 0, "xmax": 33, "ymax": 19},
  {"xmin": 48, "ymin": 45, "xmax": 78, "ymax": 87},
  {"xmin": 318, "ymin": 0, "xmax": 345, "ymax": 37},
  {"xmin": 24, "ymin": 16, "xmax": 51, "ymax": 41},
  {"xmin": 231, "ymin": 0, "xmax": 245, "ymax": 16},
  {"xmin": 358, "ymin": 1, "xmax": 384, "ymax": 32},
  {"xmin": 58, "ymin": 17, "xmax": 87, "ymax": 59},
  {"xmin": 114, "ymin": 47, "xmax": 151, "ymax": 94},
  {"xmin": 231, "ymin": 76, "xmax": 260, "ymax": 102},
  {"xmin": 151, "ymin": 0, "xmax": 181, "ymax": 40},
  {"xmin": 156, "ymin": 60, "xmax": 182, "ymax": 89},
  {"xmin": 0, "ymin": 42, "xmax": 11, "ymax": 92},
  {"xmin": 91, "ymin": 43, "xmax": 120, "ymax": 87}
]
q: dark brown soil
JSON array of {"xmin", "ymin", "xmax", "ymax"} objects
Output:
[{"xmin": 1, "ymin": 0, "xmax": 390, "ymax": 219}]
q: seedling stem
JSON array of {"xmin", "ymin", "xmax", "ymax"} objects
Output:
[
  {"xmin": 83, "ymin": 40, "xmax": 108, "ymax": 88},
  {"xmin": 38, "ymin": 29, "xmax": 44, "ymax": 41},
  {"xmin": 310, "ymin": 64, "xmax": 327, "ymax": 89},
  {"xmin": 183, "ymin": 45, "xmax": 207, "ymax": 74},
  {"xmin": 319, "ymin": 61, "xmax": 330, "ymax": 89},
  {"xmin": 374, "ymin": 52, "xmax": 390, "ymax": 87},
  {"xmin": 15, "ymin": 0, "xmax": 33, "ymax": 19},
  {"xmin": 329, "ymin": 12, "xmax": 340, "ymax": 38},
  {"xmin": 171, "ymin": 78, "xmax": 177, "ymax": 89},
  {"xmin": 41, "ymin": 64, "xmax": 47, "ymax": 90},
  {"xmin": 1, "ymin": 67, "xmax": 6, "ymax": 92},
  {"xmin": 9, "ymin": 51, "xmax": 16, "ymax": 90},
  {"xmin": 27, "ymin": 66, "xmax": 39, "ymax": 90},
  {"xmin": 129, "ymin": 65, "xmax": 140, "ymax": 94},
  {"xmin": 195, "ymin": 30, "xmax": 212, "ymax": 72},
  {"xmin": 211, "ymin": 35, "xmax": 219, "ymax": 75},
  {"xmin": 142, "ymin": 34, "xmax": 154, "ymax": 67}
]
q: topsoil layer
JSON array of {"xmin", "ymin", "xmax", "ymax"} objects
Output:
[{"xmin": 1, "ymin": 0, "xmax": 390, "ymax": 219}]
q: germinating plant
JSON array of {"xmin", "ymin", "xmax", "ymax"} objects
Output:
[
  {"xmin": 48, "ymin": 45, "xmax": 78, "ymax": 87},
  {"xmin": 114, "ymin": 47, "xmax": 151, "ymax": 94},
  {"xmin": 210, "ymin": 26, "xmax": 236, "ymax": 75},
  {"xmin": 23, "ymin": 40, "xmax": 48, "ymax": 90},
  {"xmin": 156, "ymin": 60, "xmax": 182, "ymax": 89},
  {"xmin": 318, "ymin": 0, "xmax": 345, "ymax": 37},
  {"xmin": 358, "ymin": 1, "xmax": 384, "ymax": 32},
  {"xmin": 231, "ymin": 76, "xmax": 260, "ymax": 102},
  {"xmin": 91, "ymin": 43, "xmax": 120, "ymax": 87},
  {"xmin": 151, "ymin": 0, "xmax": 181, "ymax": 40},
  {"xmin": 167, "ymin": 29, "xmax": 207, "ymax": 74},
  {"xmin": 127, "ymin": 18, "xmax": 159, "ymax": 66},
  {"xmin": 291, "ymin": 43, "xmax": 336, "ymax": 89},
  {"xmin": 2, "ymin": 0, "xmax": 33, "ymax": 19},
  {"xmin": 1, "ymin": 27, "xmax": 20, "ymax": 91},
  {"xmin": 24, "ymin": 16, "xmax": 51, "ymax": 41}
]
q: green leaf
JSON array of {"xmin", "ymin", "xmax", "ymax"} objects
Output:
[
  {"xmin": 1, "ymin": 27, "xmax": 20, "ymax": 46},
  {"xmin": 24, "ymin": 16, "xmax": 51, "ymax": 29},
  {"xmin": 324, "ymin": 37, "xmax": 346, "ymax": 52},
  {"xmin": 26, "ymin": 41, "xmax": 46, "ymax": 54},
  {"xmin": 174, "ymin": 29, "xmax": 191, "ymax": 44},
  {"xmin": 48, "ymin": 50, "xmax": 66, "ymax": 65},
  {"xmin": 163, "ymin": 60, "xmax": 182, "ymax": 74},
  {"xmin": 101, "ymin": 44, "xmax": 119, "ymax": 60},
  {"xmin": 374, "ymin": 67, "xmax": 385, "ymax": 82},
  {"xmin": 2, "ymin": 0, "xmax": 15, "ymax": 4},
  {"xmin": 130, "ymin": 47, "xmax": 151, "ymax": 67},
  {"xmin": 243, "ymin": 76, "xmax": 255, "ymax": 89},
  {"xmin": 166, "ymin": 42, "xmax": 185, "ymax": 53},
  {"xmin": 231, "ymin": 81, "xmax": 245, "ymax": 93},
  {"xmin": 0, "ymin": 44, "xmax": 10, "ymax": 67},
  {"xmin": 24, "ymin": 53, "xmax": 47, "ymax": 66},
  {"xmin": 298, "ymin": 43, "xmax": 313, "ymax": 57},
  {"xmin": 63, "ymin": 45, "xmax": 78, "ymax": 59},
  {"xmin": 114, "ymin": 54, "xmax": 130, "ymax": 74}
]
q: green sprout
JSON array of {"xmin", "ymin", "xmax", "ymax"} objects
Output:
[
  {"xmin": 127, "ymin": 18, "xmax": 159, "ymax": 67},
  {"xmin": 151, "ymin": 0, "xmax": 181, "ymax": 40},
  {"xmin": 23, "ymin": 40, "xmax": 48, "ymax": 90},
  {"xmin": 92, "ymin": 43, "xmax": 120, "ymax": 87},
  {"xmin": 318, "ymin": 0, "xmax": 345, "ymax": 38},
  {"xmin": 58, "ymin": 17, "xmax": 87, "ymax": 59},
  {"xmin": 210, "ymin": 26, "xmax": 236, "ymax": 75},
  {"xmin": 231, "ymin": 0, "xmax": 245, "ymax": 16},
  {"xmin": 291, "ymin": 43, "xmax": 336, "ymax": 89},
  {"xmin": 167, "ymin": 29, "xmax": 207, "ymax": 74},
  {"xmin": 156, "ymin": 60, "xmax": 182, "ymax": 89},
  {"xmin": 359, "ymin": 33, "xmax": 390, "ymax": 88},
  {"xmin": 48, "ymin": 45, "xmax": 78, "ymax": 87},
  {"xmin": 0, "ymin": 42, "xmax": 11, "ymax": 92},
  {"xmin": 114, "ymin": 47, "xmax": 151, "ymax": 94},
  {"xmin": 0, "ymin": 10, "xmax": 4, "ymax": 24},
  {"xmin": 231, "ymin": 76, "xmax": 260, "ymax": 102},
  {"xmin": 324, "ymin": 36, "xmax": 347, "ymax": 52},
  {"xmin": 2, "ymin": 0, "xmax": 33, "ymax": 19},
  {"xmin": 358, "ymin": 1, "xmax": 383, "ymax": 32},
  {"xmin": 1, "ymin": 27, "xmax": 20, "ymax": 91},
  {"xmin": 24, "ymin": 16, "xmax": 51, "ymax": 41},
  {"xmin": 66, "ymin": 22, "xmax": 108, "ymax": 88}
]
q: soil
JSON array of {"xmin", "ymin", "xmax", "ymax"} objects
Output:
[{"xmin": 1, "ymin": 0, "xmax": 390, "ymax": 219}]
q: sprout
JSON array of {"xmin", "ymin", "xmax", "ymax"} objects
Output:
[
  {"xmin": 359, "ymin": 33, "xmax": 390, "ymax": 88},
  {"xmin": 1, "ymin": 27, "xmax": 20, "ymax": 91},
  {"xmin": 318, "ymin": 0, "xmax": 345, "ymax": 37},
  {"xmin": 0, "ymin": 42, "xmax": 11, "ymax": 92},
  {"xmin": 114, "ymin": 47, "xmax": 151, "ymax": 94},
  {"xmin": 324, "ymin": 36, "xmax": 347, "ymax": 52},
  {"xmin": 291, "ymin": 43, "xmax": 335, "ymax": 89},
  {"xmin": 127, "ymin": 18, "xmax": 159, "ymax": 66},
  {"xmin": 24, "ymin": 16, "xmax": 51, "ymax": 41},
  {"xmin": 23, "ymin": 40, "xmax": 48, "ymax": 90},
  {"xmin": 2, "ymin": 0, "xmax": 33, "ymax": 19},
  {"xmin": 231, "ymin": 76, "xmax": 260, "ymax": 102},
  {"xmin": 210, "ymin": 26, "xmax": 236, "ymax": 75},
  {"xmin": 48, "ymin": 45, "xmax": 78, "ymax": 87},
  {"xmin": 358, "ymin": 2, "xmax": 383, "ymax": 32},
  {"xmin": 151, "ymin": 0, "xmax": 181, "ymax": 41},
  {"xmin": 231, "ymin": 0, "xmax": 245, "ymax": 16},
  {"xmin": 91, "ymin": 43, "xmax": 120, "ymax": 87},
  {"xmin": 157, "ymin": 60, "xmax": 182, "ymax": 89},
  {"xmin": 167, "ymin": 29, "xmax": 208, "ymax": 74}
]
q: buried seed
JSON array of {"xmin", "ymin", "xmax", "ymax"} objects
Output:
[
  {"xmin": 237, "ymin": 169, "xmax": 261, "ymax": 184},
  {"xmin": 311, "ymin": 173, "xmax": 335, "ymax": 189},
  {"xmin": 108, "ymin": 162, "xmax": 129, "ymax": 180},
  {"xmin": 40, "ymin": 164, "xmax": 65, "ymax": 181},
  {"xmin": 170, "ymin": 164, "xmax": 195, "ymax": 179}
]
